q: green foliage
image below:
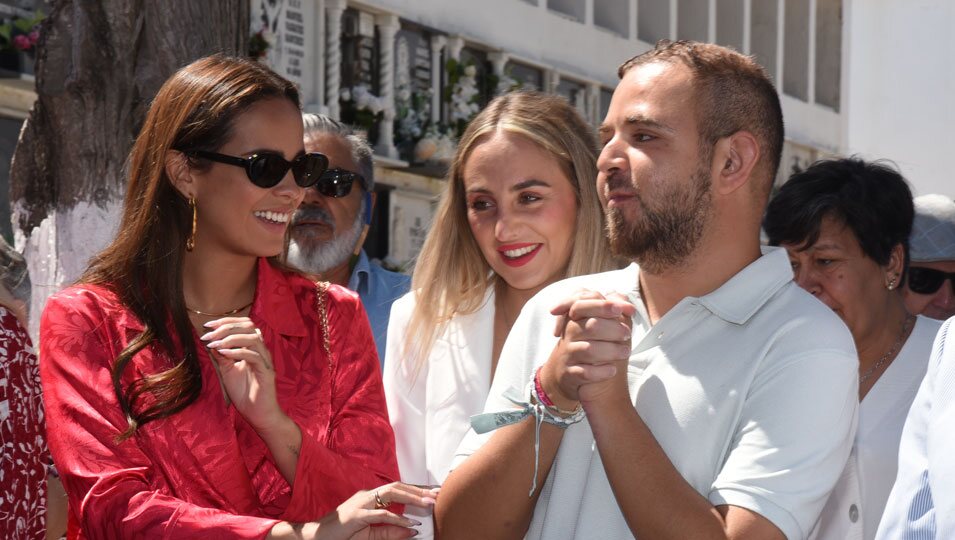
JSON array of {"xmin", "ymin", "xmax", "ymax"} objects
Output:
[{"xmin": 0, "ymin": 9, "xmax": 45, "ymax": 52}]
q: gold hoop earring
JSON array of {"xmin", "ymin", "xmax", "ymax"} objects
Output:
[{"xmin": 186, "ymin": 197, "xmax": 197, "ymax": 252}]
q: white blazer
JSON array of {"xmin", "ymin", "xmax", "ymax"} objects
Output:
[
  {"xmin": 383, "ymin": 288, "xmax": 495, "ymax": 531},
  {"xmin": 810, "ymin": 315, "xmax": 941, "ymax": 540}
]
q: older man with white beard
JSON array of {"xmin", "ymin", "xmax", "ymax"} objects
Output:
[{"xmin": 287, "ymin": 114, "xmax": 410, "ymax": 365}]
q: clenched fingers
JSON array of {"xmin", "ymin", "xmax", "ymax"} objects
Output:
[{"xmin": 551, "ymin": 290, "xmax": 635, "ymax": 337}]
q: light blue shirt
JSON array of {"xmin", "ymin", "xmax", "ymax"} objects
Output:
[
  {"xmin": 348, "ymin": 250, "xmax": 410, "ymax": 367},
  {"xmin": 876, "ymin": 317, "xmax": 955, "ymax": 539}
]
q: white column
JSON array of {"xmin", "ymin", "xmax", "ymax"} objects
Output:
[
  {"xmin": 669, "ymin": 0, "xmax": 678, "ymax": 40},
  {"xmin": 375, "ymin": 13, "xmax": 400, "ymax": 159},
  {"xmin": 546, "ymin": 69, "xmax": 561, "ymax": 93},
  {"xmin": 587, "ymin": 82, "xmax": 601, "ymax": 124},
  {"xmin": 325, "ymin": 0, "xmax": 347, "ymax": 120},
  {"xmin": 314, "ymin": 0, "xmax": 326, "ymax": 112},
  {"xmin": 807, "ymin": 0, "xmax": 817, "ymax": 104},
  {"xmin": 488, "ymin": 52, "xmax": 509, "ymax": 76},
  {"xmin": 775, "ymin": 0, "xmax": 784, "ymax": 85},
  {"xmin": 707, "ymin": 0, "xmax": 717, "ymax": 43},
  {"xmin": 488, "ymin": 51, "xmax": 510, "ymax": 95},
  {"xmin": 629, "ymin": 0, "xmax": 638, "ymax": 41},
  {"xmin": 429, "ymin": 35, "xmax": 446, "ymax": 123},
  {"xmin": 447, "ymin": 36, "xmax": 465, "ymax": 61},
  {"xmin": 742, "ymin": 0, "xmax": 752, "ymax": 54}
]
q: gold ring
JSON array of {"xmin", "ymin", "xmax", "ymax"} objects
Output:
[{"xmin": 374, "ymin": 490, "xmax": 388, "ymax": 509}]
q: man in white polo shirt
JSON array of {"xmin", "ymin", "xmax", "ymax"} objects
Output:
[{"xmin": 436, "ymin": 41, "xmax": 858, "ymax": 540}]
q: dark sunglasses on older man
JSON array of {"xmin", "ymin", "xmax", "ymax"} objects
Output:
[
  {"xmin": 181, "ymin": 149, "xmax": 329, "ymax": 189},
  {"xmin": 908, "ymin": 266, "xmax": 955, "ymax": 295},
  {"xmin": 314, "ymin": 168, "xmax": 366, "ymax": 198}
]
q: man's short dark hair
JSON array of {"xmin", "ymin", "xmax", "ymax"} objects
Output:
[
  {"xmin": 764, "ymin": 157, "xmax": 915, "ymax": 280},
  {"xmin": 618, "ymin": 40, "xmax": 784, "ymax": 196}
]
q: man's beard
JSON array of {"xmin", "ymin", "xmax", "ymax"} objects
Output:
[
  {"xmin": 606, "ymin": 162, "xmax": 712, "ymax": 274},
  {"xmin": 287, "ymin": 200, "xmax": 365, "ymax": 275}
]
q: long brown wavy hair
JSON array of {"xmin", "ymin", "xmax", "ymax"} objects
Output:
[{"xmin": 80, "ymin": 54, "xmax": 300, "ymax": 440}]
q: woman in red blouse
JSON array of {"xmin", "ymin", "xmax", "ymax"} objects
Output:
[{"xmin": 39, "ymin": 55, "xmax": 434, "ymax": 539}]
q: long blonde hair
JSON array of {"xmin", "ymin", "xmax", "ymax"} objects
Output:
[{"xmin": 404, "ymin": 91, "xmax": 617, "ymax": 372}]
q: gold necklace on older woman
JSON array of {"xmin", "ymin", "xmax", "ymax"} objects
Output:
[{"xmin": 859, "ymin": 313, "xmax": 915, "ymax": 385}]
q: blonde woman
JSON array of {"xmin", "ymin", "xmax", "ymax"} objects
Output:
[{"xmin": 383, "ymin": 91, "xmax": 618, "ymax": 539}]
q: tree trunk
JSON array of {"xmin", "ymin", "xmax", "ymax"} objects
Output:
[{"xmin": 9, "ymin": 0, "xmax": 249, "ymax": 336}]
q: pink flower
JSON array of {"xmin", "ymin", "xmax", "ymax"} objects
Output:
[
  {"xmin": 13, "ymin": 34, "xmax": 31, "ymax": 51},
  {"xmin": 28, "ymin": 30, "xmax": 39, "ymax": 45}
]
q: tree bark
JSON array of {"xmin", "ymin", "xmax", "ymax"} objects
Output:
[{"xmin": 9, "ymin": 0, "xmax": 249, "ymax": 336}]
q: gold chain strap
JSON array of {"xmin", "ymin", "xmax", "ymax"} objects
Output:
[{"xmin": 316, "ymin": 281, "xmax": 333, "ymax": 375}]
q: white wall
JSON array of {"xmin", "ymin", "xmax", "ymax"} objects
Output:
[{"xmin": 844, "ymin": 0, "xmax": 955, "ymax": 197}]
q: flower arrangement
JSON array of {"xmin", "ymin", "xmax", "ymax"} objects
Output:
[
  {"xmin": 395, "ymin": 83, "xmax": 432, "ymax": 142},
  {"xmin": 444, "ymin": 59, "xmax": 482, "ymax": 136},
  {"xmin": 248, "ymin": 28, "xmax": 274, "ymax": 61},
  {"xmin": 340, "ymin": 84, "xmax": 385, "ymax": 134},
  {"xmin": 495, "ymin": 72, "xmax": 521, "ymax": 95},
  {"xmin": 0, "ymin": 11, "xmax": 44, "ymax": 53},
  {"xmin": 415, "ymin": 124, "xmax": 457, "ymax": 163}
]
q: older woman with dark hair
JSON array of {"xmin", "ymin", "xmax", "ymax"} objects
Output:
[{"xmin": 764, "ymin": 158, "xmax": 941, "ymax": 540}]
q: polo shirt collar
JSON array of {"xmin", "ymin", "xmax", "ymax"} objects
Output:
[
  {"xmin": 695, "ymin": 246, "xmax": 794, "ymax": 325},
  {"xmin": 249, "ymin": 257, "xmax": 308, "ymax": 337},
  {"xmin": 348, "ymin": 249, "xmax": 371, "ymax": 295}
]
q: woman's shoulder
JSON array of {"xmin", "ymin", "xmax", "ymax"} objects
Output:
[
  {"xmin": 44, "ymin": 282, "xmax": 125, "ymax": 319},
  {"xmin": 279, "ymin": 267, "xmax": 363, "ymax": 319},
  {"xmin": 390, "ymin": 289, "xmax": 418, "ymax": 318}
]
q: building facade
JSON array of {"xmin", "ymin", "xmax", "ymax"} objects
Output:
[{"xmin": 252, "ymin": 0, "xmax": 863, "ymax": 269}]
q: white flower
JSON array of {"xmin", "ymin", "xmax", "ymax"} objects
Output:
[
  {"xmin": 340, "ymin": 88, "xmax": 351, "ymax": 101},
  {"xmin": 397, "ymin": 87, "xmax": 412, "ymax": 102},
  {"xmin": 369, "ymin": 98, "xmax": 384, "ymax": 115},
  {"xmin": 464, "ymin": 65, "xmax": 477, "ymax": 77},
  {"xmin": 356, "ymin": 93, "xmax": 370, "ymax": 109}
]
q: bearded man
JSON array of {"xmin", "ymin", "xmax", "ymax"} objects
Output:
[
  {"xmin": 287, "ymin": 114, "xmax": 410, "ymax": 365},
  {"xmin": 437, "ymin": 41, "xmax": 858, "ymax": 540}
]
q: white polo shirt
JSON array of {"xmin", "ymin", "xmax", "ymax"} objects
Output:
[{"xmin": 453, "ymin": 247, "xmax": 859, "ymax": 540}]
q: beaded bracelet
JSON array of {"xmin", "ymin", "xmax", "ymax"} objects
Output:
[
  {"xmin": 470, "ymin": 378, "xmax": 586, "ymax": 496},
  {"xmin": 533, "ymin": 366, "xmax": 582, "ymax": 417}
]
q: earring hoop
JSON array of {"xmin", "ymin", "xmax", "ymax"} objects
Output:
[{"xmin": 186, "ymin": 197, "xmax": 197, "ymax": 252}]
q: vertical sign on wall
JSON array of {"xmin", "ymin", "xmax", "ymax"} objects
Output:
[
  {"xmin": 250, "ymin": 0, "xmax": 319, "ymax": 107},
  {"xmin": 388, "ymin": 190, "xmax": 435, "ymax": 269}
]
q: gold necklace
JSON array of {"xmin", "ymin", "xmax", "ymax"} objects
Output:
[
  {"xmin": 860, "ymin": 313, "xmax": 914, "ymax": 384},
  {"xmin": 186, "ymin": 301, "xmax": 253, "ymax": 318}
]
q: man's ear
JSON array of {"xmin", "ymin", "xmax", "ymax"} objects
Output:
[
  {"xmin": 165, "ymin": 149, "xmax": 197, "ymax": 199},
  {"xmin": 712, "ymin": 130, "xmax": 760, "ymax": 196}
]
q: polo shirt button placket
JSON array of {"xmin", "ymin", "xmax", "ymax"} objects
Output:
[{"xmin": 848, "ymin": 503, "xmax": 859, "ymax": 523}]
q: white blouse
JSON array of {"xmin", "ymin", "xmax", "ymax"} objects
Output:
[
  {"xmin": 810, "ymin": 315, "xmax": 942, "ymax": 540},
  {"xmin": 382, "ymin": 288, "xmax": 496, "ymax": 540}
]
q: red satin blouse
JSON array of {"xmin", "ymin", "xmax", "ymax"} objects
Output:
[{"xmin": 40, "ymin": 259, "xmax": 398, "ymax": 539}]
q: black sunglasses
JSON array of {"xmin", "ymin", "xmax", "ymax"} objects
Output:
[
  {"xmin": 182, "ymin": 149, "xmax": 329, "ymax": 188},
  {"xmin": 314, "ymin": 168, "xmax": 366, "ymax": 198},
  {"xmin": 908, "ymin": 266, "xmax": 955, "ymax": 295}
]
